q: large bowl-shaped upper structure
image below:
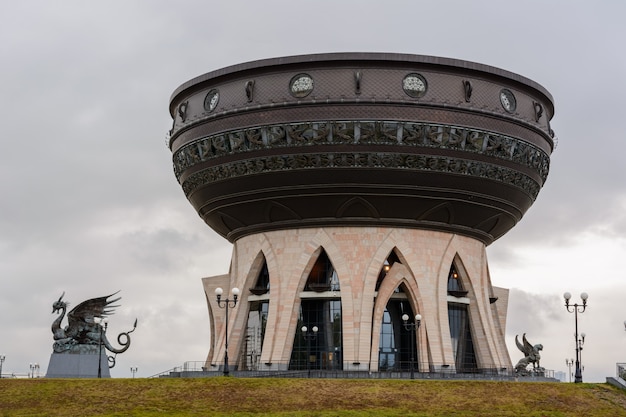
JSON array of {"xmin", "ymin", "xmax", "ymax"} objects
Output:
[{"xmin": 168, "ymin": 53, "xmax": 555, "ymax": 245}]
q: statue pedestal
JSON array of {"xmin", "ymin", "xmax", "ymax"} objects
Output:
[{"xmin": 45, "ymin": 351, "xmax": 110, "ymax": 378}]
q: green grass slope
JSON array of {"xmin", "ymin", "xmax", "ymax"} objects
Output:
[{"xmin": 2, "ymin": 378, "xmax": 626, "ymax": 417}]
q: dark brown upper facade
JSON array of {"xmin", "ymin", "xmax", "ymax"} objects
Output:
[{"xmin": 168, "ymin": 53, "xmax": 555, "ymax": 245}]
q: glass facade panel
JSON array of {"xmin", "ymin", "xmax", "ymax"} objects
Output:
[
  {"xmin": 242, "ymin": 301, "xmax": 268, "ymax": 370},
  {"xmin": 447, "ymin": 303, "xmax": 477, "ymax": 372},
  {"xmin": 378, "ymin": 294, "xmax": 416, "ymax": 371},
  {"xmin": 242, "ymin": 257, "xmax": 270, "ymax": 369},
  {"xmin": 378, "ymin": 309, "xmax": 397, "ymax": 370},
  {"xmin": 290, "ymin": 248, "xmax": 342, "ymax": 370},
  {"xmin": 446, "ymin": 262, "xmax": 476, "ymax": 371},
  {"xmin": 290, "ymin": 299, "xmax": 343, "ymax": 370}
]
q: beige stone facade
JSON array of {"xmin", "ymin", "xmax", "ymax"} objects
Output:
[{"xmin": 203, "ymin": 226, "xmax": 511, "ymax": 373}]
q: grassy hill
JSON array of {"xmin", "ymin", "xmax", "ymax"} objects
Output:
[{"xmin": 2, "ymin": 377, "xmax": 626, "ymax": 416}]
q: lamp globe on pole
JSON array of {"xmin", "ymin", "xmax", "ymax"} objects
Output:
[
  {"xmin": 302, "ymin": 325, "xmax": 319, "ymax": 377},
  {"xmin": 215, "ymin": 287, "xmax": 239, "ymax": 376},
  {"xmin": 401, "ymin": 313, "xmax": 422, "ymax": 380}
]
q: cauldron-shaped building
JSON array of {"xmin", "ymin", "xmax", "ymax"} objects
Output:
[{"xmin": 167, "ymin": 53, "xmax": 555, "ymax": 373}]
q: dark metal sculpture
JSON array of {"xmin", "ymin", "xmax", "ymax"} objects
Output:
[
  {"xmin": 463, "ymin": 79, "xmax": 472, "ymax": 102},
  {"xmin": 515, "ymin": 333, "xmax": 544, "ymax": 376},
  {"xmin": 245, "ymin": 80, "xmax": 255, "ymax": 102},
  {"xmin": 354, "ymin": 70, "xmax": 361, "ymax": 95},
  {"xmin": 50, "ymin": 292, "xmax": 137, "ymax": 368}
]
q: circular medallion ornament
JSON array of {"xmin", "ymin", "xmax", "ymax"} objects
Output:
[
  {"xmin": 289, "ymin": 74, "xmax": 314, "ymax": 98},
  {"xmin": 499, "ymin": 89, "xmax": 516, "ymax": 113},
  {"xmin": 204, "ymin": 89, "xmax": 220, "ymax": 112},
  {"xmin": 402, "ymin": 73, "xmax": 428, "ymax": 98}
]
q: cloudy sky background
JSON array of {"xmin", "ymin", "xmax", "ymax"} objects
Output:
[{"xmin": 1, "ymin": 1, "xmax": 625, "ymax": 381}]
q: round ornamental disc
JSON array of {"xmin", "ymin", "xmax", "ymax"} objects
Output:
[
  {"xmin": 499, "ymin": 89, "xmax": 516, "ymax": 113},
  {"xmin": 289, "ymin": 74, "xmax": 314, "ymax": 98},
  {"xmin": 402, "ymin": 73, "xmax": 428, "ymax": 98},
  {"xmin": 204, "ymin": 89, "xmax": 220, "ymax": 112}
]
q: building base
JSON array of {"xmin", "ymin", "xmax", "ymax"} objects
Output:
[{"xmin": 204, "ymin": 227, "xmax": 512, "ymax": 376}]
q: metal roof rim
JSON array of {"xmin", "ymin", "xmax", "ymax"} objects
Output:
[{"xmin": 169, "ymin": 52, "xmax": 554, "ymax": 113}]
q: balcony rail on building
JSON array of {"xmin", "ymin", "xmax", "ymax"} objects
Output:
[
  {"xmin": 150, "ymin": 360, "xmax": 555, "ymax": 381},
  {"xmin": 616, "ymin": 363, "xmax": 626, "ymax": 382}
]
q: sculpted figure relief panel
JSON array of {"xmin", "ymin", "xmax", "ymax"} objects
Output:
[{"xmin": 173, "ymin": 120, "xmax": 549, "ymax": 199}]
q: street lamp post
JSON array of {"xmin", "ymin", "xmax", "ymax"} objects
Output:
[
  {"xmin": 29, "ymin": 363, "xmax": 39, "ymax": 378},
  {"xmin": 564, "ymin": 292, "xmax": 588, "ymax": 383},
  {"xmin": 577, "ymin": 332, "xmax": 586, "ymax": 374},
  {"xmin": 95, "ymin": 317, "xmax": 109, "ymax": 378},
  {"xmin": 401, "ymin": 313, "xmax": 422, "ymax": 380},
  {"xmin": 0, "ymin": 355, "xmax": 4, "ymax": 379},
  {"xmin": 215, "ymin": 287, "xmax": 240, "ymax": 376},
  {"xmin": 302, "ymin": 325, "xmax": 318, "ymax": 378},
  {"xmin": 565, "ymin": 358, "xmax": 574, "ymax": 383},
  {"xmin": 130, "ymin": 367, "xmax": 138, "ymax": 378}
]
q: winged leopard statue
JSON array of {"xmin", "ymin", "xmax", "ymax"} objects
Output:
[{"xmin": 514, "ymin": 333, "xmax": 544, "ymax": 376}]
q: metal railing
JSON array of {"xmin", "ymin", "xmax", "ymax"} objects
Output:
[
  {"xmin": 616, "ymin": 363, "xmax": 626, "ymax": 381},
  {"xmin": 0, "ymin": 372, "xmax": 31, "ymax": 379},
  {"xmin": 149, "ymin": 361, "xmax": 208, "ymax": 378},
  {"xmin": 150, "ymin": 360, "xmax": 555, "ymax": 381}
]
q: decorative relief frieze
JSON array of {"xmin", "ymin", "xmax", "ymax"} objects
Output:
[
  {"xmin": 173, "ymin": 120, "xmax": 550, "ymax": 185},
  {"xmin": 287, "ymin": 122, "xmax": 330, "ymax": 144},
  {"xmin": 180, "ymin": 150, "xmax": 541, "ymax": 201}
]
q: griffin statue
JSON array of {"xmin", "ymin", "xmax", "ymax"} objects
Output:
[
  {"xmin": 515, "ymin": 333, "xmax": 544, "ymax": 376},
  {"xmin": 50, "ymin": 291, "xmax": 137, "ymax": 368}
]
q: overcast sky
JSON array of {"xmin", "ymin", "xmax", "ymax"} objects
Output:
[{"xmin": 1, "ymin": 1, "xmax": 625, "ymax": 382}]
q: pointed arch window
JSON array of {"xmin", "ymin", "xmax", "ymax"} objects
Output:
[
  {"xmin": 447, "ymin": 264, "xmax": 468, "ymax": 297},
  {"xmin": 291, "ymin": 248, "xmax": 342, "ymax": 370},
  {"xmin": 250, "ymin": 261, "xmax": 270, "ymax": 295},
  {"xmin": 376, "ymin": 249, "xmax": 402, "ymax": 291},
  {"xmin": 305, "ymin": 249, "xmax": 339, "ymax": 292}
]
